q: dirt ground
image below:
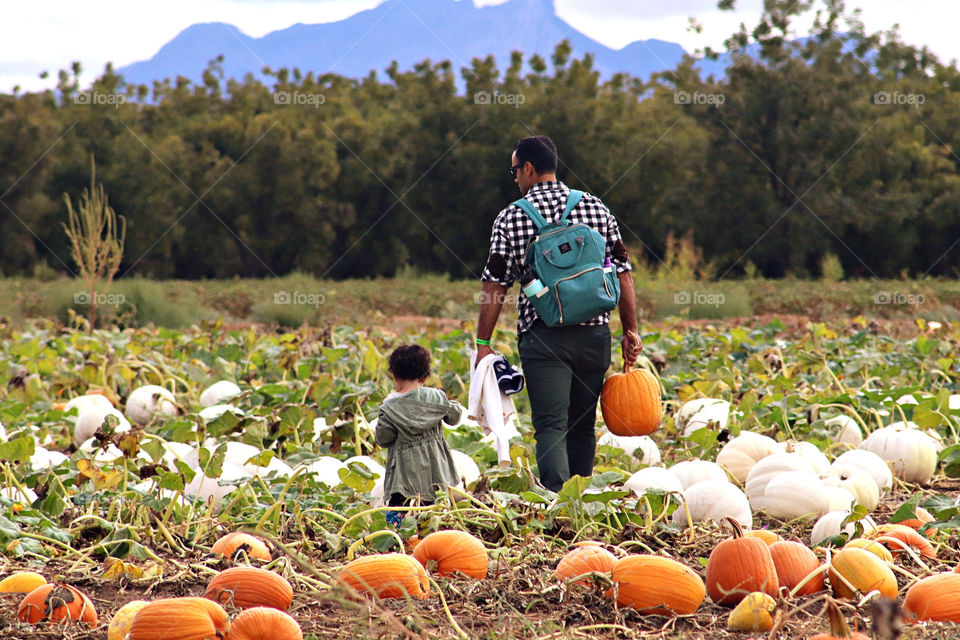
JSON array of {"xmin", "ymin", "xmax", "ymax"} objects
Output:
[{"xmin": 2, "ymin": 479, "xmax": 959, "ymax": 639}]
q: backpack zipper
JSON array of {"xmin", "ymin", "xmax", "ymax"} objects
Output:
[{"xmin": 554, "ymin": 266, "xmax": 612, "ymax": 324}]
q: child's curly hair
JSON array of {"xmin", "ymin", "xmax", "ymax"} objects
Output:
[{"xmin": 388, "ymin": 344, "xmax": 431, "ymax": 381}]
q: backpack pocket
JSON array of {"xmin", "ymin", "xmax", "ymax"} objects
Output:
[{"xmin": 554, "ymin": 266, "xmax": 619, "ymax": 326}]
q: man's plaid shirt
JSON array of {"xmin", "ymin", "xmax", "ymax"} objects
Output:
[{"xmin": 481, "ymin": 181, "xmax": 632, "ymax": 336}]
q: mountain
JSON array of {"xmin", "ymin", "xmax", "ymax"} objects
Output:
[{"xmin": 118, "ymin": 0, "xmax": 728, "ymax": 89}]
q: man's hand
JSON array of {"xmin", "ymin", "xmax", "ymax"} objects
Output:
[
  {"xmin": 621, "ymin": 330, "xmax": 643, "ymax": 369},
  {"xmin": 476, "ymin": 344, "xmax": 495, "ymax": 362}
]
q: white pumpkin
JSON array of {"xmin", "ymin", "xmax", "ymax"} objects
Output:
[
  {"xmin": 597, "ymin": 430, "xmax": 661, "ymax": 465},
  {"xmin": 668, "ymin": 459, "xmax": 729, "ymax": 489},
  {"xmin": 30, "ymin": 446, "xmax": 69, "ymax": 471},
  {"xmin": 777, "ymin": 440, "xmax": 831, "ymax": 474},
  {"xmin": 716, "ymin": 431, "xmax": 779, "ymax": 482},
  {"xmin": 126, "ymin": 385, "xmax": 177, "ymax": 426},
  {"xmin": 821, "ymin": 464, "xmax": 880, "ymax": 511},
  {"xmin": 822, "ymin": 485, "xmax": 856, "ymax": 512},
  {"xmin": 749, "ymin": 471, "xmax": 830, "ymax": 520},
  {"xmin": 676, "ymin": 398, "xmax": 731, "ymax": 437},
  {"xmin": 949, "ymin": 394, "xmax": 960, "ymax": 411},
  {"xmin": 74, "ymin": 406, "xmax": 132, "ymax": 445},
  {"xmin": 156, "ymin": 440, "xmax": 195, "ymax": 470},
  {"xmin": 189, "ymin": 442, "xmax": 291, "ymax": 478},
  {"xmin": 296, "ymin": 456, "xmax": 345, "ymax": 488},
  {"xmin": 199, "ymin": 381, "xmax": 242, "ymax": 408},
  {"xmin": 450, "ymin": 450, "xmax": 480, "ymax": 488},
  {"xmin": 672, "ymin": 481, "xmax": 752, "ymax": 530},
  {"xmin": 371, "ymin": 476, "xmax": 385, "ymax": 507},
  {"xmin": 824, "ymin": 415, "xmax": 863, "ymax": 447},
  {"xmin": 198, "ymin": 404, "xmax": 245, "ymax": 423},
  {"xmin": 860, "ymin": 424, "xmax": 939, "ymax": 483},
  {"xmin": 624, "ymin": 467, "xmax": 684, "ymax": 497},
  {"xmin": 0, "ymin": 485, "xmax": 37, "ymax": 504},
  {"xmin": 810, "ymin": 510, "xmax": 877, "ymax": 546},
  {"xmin": 64, "ymin": 393, "xmax": 113, "ymax": 415},
  {"xmin": 832, "ymin": 449, "xmax": 893, "ymax": 493},
  {"xmin": 744, "ymin": 453, "xmax": 818, "ymax": 505},
  {"xmin": 184, "ymin": 462, "xmax": 251, "ymax": 507}
]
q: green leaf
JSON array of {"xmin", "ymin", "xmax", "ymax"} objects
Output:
[
  {"xmin": 518, "ymin": 491, "xmax": 550, "ymax": 504},
  {"xmin": 38, "ymin": 491, "xmax": 68, "ymax": 517},
  {"xmin": 557, "ymin": 475, "xmax": 590, "ymax": 503},
  {"xmin": 582, "ymin": 490, "xmax": 630, "ymax": 503},
  {"xmin": 0, "ymin": 515, "xmax": 22, "ymax": 539},
  {"xmin": 889, "ymin": 494, "xmax": 923, "ymax": 524},
  {"xmin": 923, "ymin": 494, "xmax": 960, "ymax": 520},
  {"xmin": 157, "ymin": 469, "xmax": 186, "ymax": 491},
  {"xmin": 591, "ymin": 471, "xmax": 627, "ymax": 487},
  {"xmin": 140, "ymin": 438, "xmax": 165, "ymax": 462},
  {"xmin": 939, "ymin": 444, "xmax": 960, "ymax": 478},
  {"xmin": 0, "ymin": 435, "xmax": 36, "ymax": 462}
]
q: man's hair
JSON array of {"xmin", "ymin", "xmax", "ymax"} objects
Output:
[
  {"xmin": 514, "ymin": 136, "xmax": 558, "ymax": 175},
  {"xmin": 388, "ymin": 344, "xmax": 431, "ymax": 381}
]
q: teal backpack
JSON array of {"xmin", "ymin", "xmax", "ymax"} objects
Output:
[{"xmin": 514, "ymin": 190, "xmax": 620, "ymax": 327}]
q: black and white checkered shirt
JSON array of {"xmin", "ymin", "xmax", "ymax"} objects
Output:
[{"xmin": 481, "ymin": 181, "xmax": 632, "ymax": 335}]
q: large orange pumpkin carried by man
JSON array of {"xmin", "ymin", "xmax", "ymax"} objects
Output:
[{"xmin": 601, "ymin": 354, "xmax": 663, "ymax": 437}]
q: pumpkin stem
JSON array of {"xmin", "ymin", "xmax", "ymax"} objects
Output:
[
  {"xmin": 825, "ymin": 598, "xmax": 854, "ymax": 639},
  {"xmin": 725, "ymin": 516, "xmax": 744, "ymax": 539}
]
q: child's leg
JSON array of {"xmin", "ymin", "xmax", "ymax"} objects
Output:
[{"xmin": 385, "ymin": 493, "xmax": 406, "ymax": 528}]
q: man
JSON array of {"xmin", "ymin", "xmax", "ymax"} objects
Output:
[{"xmin": 475, "ymin": 135, "xmax": 642, "ymax": 492}]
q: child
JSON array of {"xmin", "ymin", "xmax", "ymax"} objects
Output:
[{"xmin": 376, "ymin": 344, "xmax": 463, "ymax": 527}]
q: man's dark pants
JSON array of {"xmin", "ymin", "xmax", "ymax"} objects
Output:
[{"xmin": 518, "ymin": 321, "xmax": 612, "ymax": 492}]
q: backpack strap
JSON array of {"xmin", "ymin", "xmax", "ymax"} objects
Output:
[
  {"xmin": 514, "ymin": 190, "xmax": 585, "ymax": 230},
  {"xmin": 560, "ymin": 190, "xmax": 584, "ymax": 224},
  {"xmin": 512, "ymin": 198, "xmax": 549, "ymax": 231}
]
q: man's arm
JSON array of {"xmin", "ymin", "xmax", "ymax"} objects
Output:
[
  {"xmin": 476, "ymin": 280, "xmax": 507, "ymax": 361},
  {"xmin": 617, "ymin": 269, "xmax": 643, "ymax": 367}
]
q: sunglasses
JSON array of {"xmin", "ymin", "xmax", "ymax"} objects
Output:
[{"xmin": 509, "ymin": 163, "xmax": 524, "ymax": 179}]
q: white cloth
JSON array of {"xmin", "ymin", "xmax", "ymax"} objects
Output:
[{"xmin": 469, "ymin": 352, "xmax": 520, "ymax": 466}]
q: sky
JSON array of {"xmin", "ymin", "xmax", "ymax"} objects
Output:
[{"xmin": 1, "ymin": 0, "xmax": 955, "ymax": 94}]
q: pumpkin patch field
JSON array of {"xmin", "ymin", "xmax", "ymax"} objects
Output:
[{"xmin": 2, "ymin": 315, "xmax": 960, "ymax": 639}]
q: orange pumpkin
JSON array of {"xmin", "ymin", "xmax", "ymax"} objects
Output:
[
  {"xmin": 744, "ymin": 529, "xmax": 782, "ymax": 545},
  {"xmin": 205, "ymin": 567, "xmax": 293, "ymax": 611},
  {"xmin": 769, "ymin": 541, "xmax": 824, "ymax": 596},
  {"xmin": 706, "ymin": 519, "xmax": 779, "ymax": 606},
  {"xmin": 610, "ymin": 555, "xmax": 705, "ymax": 615},
  {"xmin": 600, "ymin": 367, "xmax": 662, "ymax": 437},
  {"xmin": 897, "ymin": 506, "xmax": 935, "ymax": 538},
  {"xmin": 903, "ymin": 572, "xmax": 960, "ymax": 623},
  {"xmin": 556, "ymin": 546, "xmax": 617, "ymax": 585},
  {"xmin": 808, "ymin": 598, "xmax": 870, "ymax": 640},
  {"xmin": 227, "ymin": 606, "xmax": 303, "ymax": 640},
  {"xmin": 411, "ymin": 530, "xmax": 488, "ymax": 579},
  {"xmin": 211, "ymin": 532, "xmax": 272, "ymax": 562},
  {"xmin": 130, "ymin": 597, "xmax": 230, "ymax": 640},
  {"xmin": 828, "ymin": 547, "xmax": 898, "ymax": 600},
  {"xmin": 17, "ymin": 583, "xmax": 97, "ymax": 628},
  {"xmin": 868, "ymin": 524, "xmax": 936, "ymax": 559},
  {"xmin": 337, "ymin": 553, "xmax": 430, "ymax": 600}
]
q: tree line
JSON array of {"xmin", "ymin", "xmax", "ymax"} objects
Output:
[{"xmin": 2, "ymin": 0, "xmax": 959, "ymax": 281}]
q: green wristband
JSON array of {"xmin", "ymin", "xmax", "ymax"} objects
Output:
[{"xmin": 476, "ymin": 338, "xmax": 491, "ymax": 346}]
